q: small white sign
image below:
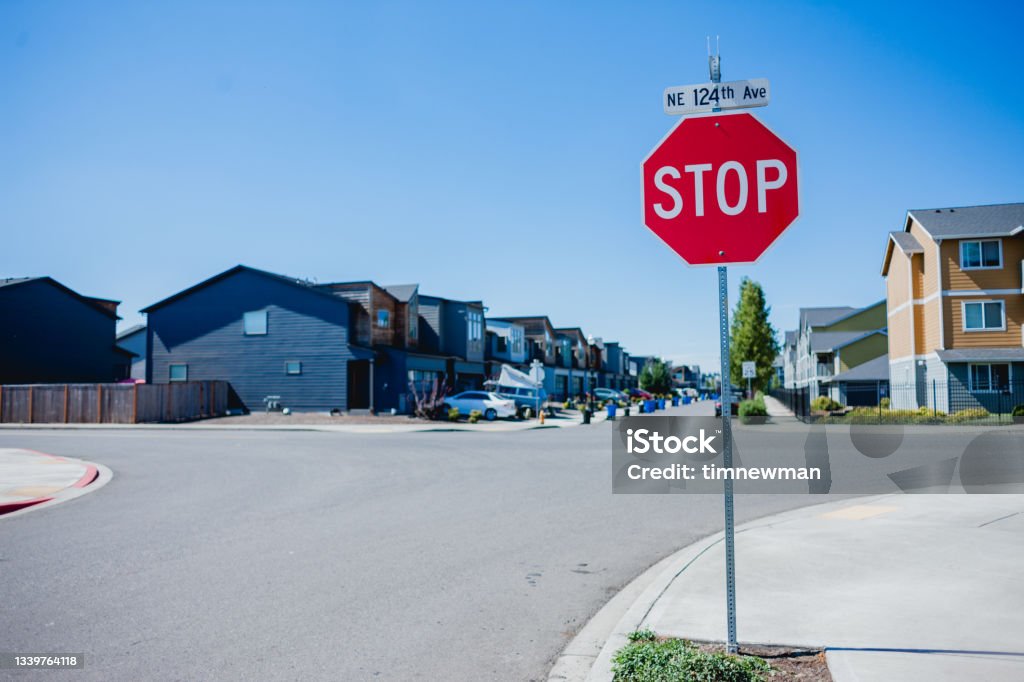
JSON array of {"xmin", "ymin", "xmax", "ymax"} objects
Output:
[
  {"xmin": 663, "ymin": 78, "xmax": 770, "ymax": 115},
  {"xmin": 742, "ymin": 361, "xmax": 756, "ymax": 379}
]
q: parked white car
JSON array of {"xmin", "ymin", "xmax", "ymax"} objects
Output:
[{"xmin": 443, "ymin": 391, "xmax": 517, "ymax": 421}]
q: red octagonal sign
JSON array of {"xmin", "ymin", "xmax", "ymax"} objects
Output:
[{"xmin": 642, "ymin": 112, "xmax": 799, "ymax": 265}]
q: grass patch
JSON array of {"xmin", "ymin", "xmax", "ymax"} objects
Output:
[{"xmin": 612, "ymin": 634, "xmax": 771, "ymax": 682}]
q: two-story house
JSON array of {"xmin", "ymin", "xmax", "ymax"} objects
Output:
[
  {"xmin": 415, "ymin": 294, "xmax": 486, "ymax": 393},
  {"xmin": 791, "ymin": 301, "xmax": 888, "ymax": 404},
  {"xmin": 143, "ymin": 265, "xmax": 374, "ymax": 412},
  {"xmin": 881, "ymin": 203, "xmax": 1024, "ymax": 412},
  {"xmin": 484, "ymin": 319, "xmax": 528, "ymax": 377},
  {"xmin": 554, "ymin": 327, "xmax": 589, "ymax": 400},
  {"xmin": 1, "ymin": 276, "xmax": 131, "ymax": 384},
  {"xmin": 488, "ymin": 316, "xmax": 558, "ymax": 397}
]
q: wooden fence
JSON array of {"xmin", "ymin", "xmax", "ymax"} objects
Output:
[{"xmin": 0, "ymin": 381, "xmax": 230, "ymax": 424}]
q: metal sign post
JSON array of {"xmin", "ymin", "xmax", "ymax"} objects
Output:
[
  {"xmin": 641, "ymin": 37, "xmax": 799, "ymax": 657},
  {"xmin": 710, "ymin": 47, "xmax": 739, "ymax": 655}
]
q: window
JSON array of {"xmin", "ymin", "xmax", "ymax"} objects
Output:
[
  {"xmin": 169, "ymin": 364, "xmax": 188, "ymax": 382},
  {"xmin": 377, "ymin": 309, "xmax": 390, "ymax": 328},
  {"xmin": 511, "ymin": 328, "xmax": 523, "ymax": 354},
  {"xmin": 960, "ymin": 240, "xmax": 1002, "ymax": 269},
  {"xmin": 467, "ymin": 310, "xmax": 482, "ymax": 342},
  {"xmin": 409, "ymin": 303, "xmax": 418, "ymax": 339},
  {"xmin": 969, "ymin": 363, "xmax": 1010, "ymax": 392},
  {"xmin": 496, "ymin": 335, "xmax": 507, "ymax": 352},
  {"xmin": 962, "ymin": 300, "xmax": 1005, "ymax": 331},
  {"xmin": 285, "ymin": 361, "xmax": 302, "ymax": 375},
  {"xmin": 243, "ymin": 310, "xmax": 268, "ymax": 335}
]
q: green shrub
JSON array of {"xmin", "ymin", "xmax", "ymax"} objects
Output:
[
  {"xmin": 880, "ymin": 397, "xmax": 891, "ymax": 409},
  {"xmin": 811, "ymin": 396, "xmax": 842, "ymax": 412},
  {"xmin": 447, "ymin": 407, "xmax": 460, "ymax": 422},
  {"xmin": 627, "ymin": 629, "xmax": 657, "ymax": 643},
  {"xmin": 948, "ymin": 407, "xmax": 990, "ymax": 423},
  {"xmin": 738, "ymin": 398, "xmax": 767, "ymax": 418},
  {"xmin": 612, "ymin": 635, "xmax": 771, "ymax": 682},
  {"xmin": 468, "ymin": 409, "xmax": 483, "ymax": 424},
  {"xmin": 1013, "ymin": 404, "xmax": 1024, "ymax": 417}
]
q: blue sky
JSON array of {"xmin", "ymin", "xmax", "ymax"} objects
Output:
[{"xmin": 4, "ymin": 1, "xmax": 1023, "ymax": 372}]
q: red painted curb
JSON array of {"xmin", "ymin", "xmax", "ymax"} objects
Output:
[
  {"xmin": 0, "ymin": 496, "xmax": 55, "ymax": 515},
  {"xmin": 0, "ymin": 450, "xmax": 100, "ymax": 516}
]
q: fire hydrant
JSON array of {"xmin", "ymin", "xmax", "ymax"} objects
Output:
[{"xmin": 539, "ymin": 410, "xmax": 545, "ymax": 425}]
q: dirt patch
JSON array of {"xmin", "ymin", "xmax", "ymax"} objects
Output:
[{"xmin": 691, "ymin": 641, "xmax": 832, "ymax": 681}]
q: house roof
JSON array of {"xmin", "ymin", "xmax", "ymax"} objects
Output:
[
  {"xmin": 141, "ymin": 265, "xmax": 344, "ymax": 313},
  {"xmin": 908, "ymin": 202, "xmax": 1024, "ymax": 239},
  {"xmin": 0, "ymin": 276, "xmax": 121, "ymax": 320},
  {"xmin": 799, "ymin": 306, "xmax": 856, "ymax": 329},
  {"xmin": 116, "ymin": 324, "xmax": 146, "ymax": 340},
  {"xmin": 889, "ymin": 231, "xmax": 923, "ymax": 254},
  {"xmin": 383, "ymin": 284, "xmax": 418, "ymax": 302},
  {"xmin": 810, "ymin": 330, "xmax": 885, "ymax": 353},
  {"xmin": 831, "ymin": 354, "xmax": 890, "ymax": 382},
  {"xmin": 936, "ymin": 348, "xmax": 1024, "ymax": 363}
]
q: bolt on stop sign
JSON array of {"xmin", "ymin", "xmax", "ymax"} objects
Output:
[{"xmin": 641, "ymin": 112, "xmax": 799, "ymax": 265}]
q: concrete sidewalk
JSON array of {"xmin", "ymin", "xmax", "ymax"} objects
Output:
[
  {"xmin": 763, "ymin": 394, "xmax": 797, "ymax": 419},
  {"xmin": 0, "ymin": 448, "xmax": 102, "ymax": 515},
  {"xmin": 560, "ymin": 494, "xmax": 1024, "ymax": 681},
  {"xmin": 0, "ymin": 408, "xmax": 614, "ymax": 434}
]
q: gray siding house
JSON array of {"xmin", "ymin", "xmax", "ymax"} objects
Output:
[
  {"xmin": 143, "ymin": 266, "xmax": 371, "ymax": 412},
  {"xmin": 0, "ymin": 276, "xmax": 127, "ymax": 384},
  {"xmin": 116, "ymin": 324, "xmax": 147, "ymax": 380}
]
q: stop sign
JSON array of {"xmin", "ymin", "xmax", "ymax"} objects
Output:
[{"xmin": 641, "ymin": 112, "xmax": 799, "ymax": 265}]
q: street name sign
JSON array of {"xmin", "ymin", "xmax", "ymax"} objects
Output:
[
  {"xmin": 663, "ymin": 78, "xmax": 769, "ymax": 115},
  {"xmin": 641, "ymin": 112, "xmax": 799, "ymax": 266},
  {"xmin": 742, "ymin": 362, "xmax": 756, "ymax": 379}
]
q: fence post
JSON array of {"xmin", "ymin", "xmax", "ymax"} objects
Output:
[
  {"xmin": 64, "ymin": 384, "xmax": 69, "ymax": 423},
  {"xmin": 932, "ymin": 380, "xmax": 937, "ymax": 418},
  {"xmin": 28, "ymin": 386, "xmax": 34, "ymax": 423},
  {"xmin": 0, "ymin": 385, "xmax": 3, "ymax": 422},
  {"xmin": 166, "ymin": 383, "xmax": 172, "ymax": 422},
  {"xmin": 133, "ymin": 383, "xmax": 139, "ymax": 423},
  {"xmin": 97, "ymin": 385, "xmax": 103, "ymax": 423}
]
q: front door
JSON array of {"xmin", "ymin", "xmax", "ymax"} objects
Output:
[{"xmin": 348, "ymin": 360, "xmax": 370, "ymax": 410}]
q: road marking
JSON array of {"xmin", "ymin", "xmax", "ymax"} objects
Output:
[{"xmin": 820, "ymin": 505, "xmax": 900, "ymax": 520}]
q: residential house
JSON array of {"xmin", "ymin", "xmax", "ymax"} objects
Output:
[
  {"xmin": 413, "ymin": 294, "xmax": 486, "ymax": 393},
  {"xmin": 489, "ymin": 316, "xmax": 558, "ymax": 397},
  {"xmin": 554, "ymin": 327, "xmax": 590, "ymax": 399},
  {"xmin": 881, "ymin": 203, "xmax": 1024, "ymax": 412},
  {"xmin": 485, "ymin": 319, "xmax": 529, "ymax": 377},
  {"xmin": 0, "ymin": 276, "xmax": 129, "ymax": 383},
  {"xmin": 601, "ymin": 341, "xmax": 629, "ymax": 391},
  {"xmin": 116, "ymin": 324, "xmax": 147, "ymax": 380},
  {"xmin": 782, "ymin": 331, "xmax": 798, "ymax": 388},
  {"xmin": 791, "ymin": 301, "xmax": 888, "ymax": 404},
  {"xmin": 143, "ymin": 265, "xmax": 372, "ymax": 412}
]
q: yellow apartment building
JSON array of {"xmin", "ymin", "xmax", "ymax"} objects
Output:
[{"xmin": 881, "ymin": 203, "xmax": 1024, "ymax": 412}]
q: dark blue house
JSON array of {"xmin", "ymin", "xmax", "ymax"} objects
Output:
[
  {"xmin": 143, "ymin": 266, "xmax": 373, "ymax": 412},
  {"xmin": 0, "ymin": 276, "xmax": 128, "ymax": 383}
]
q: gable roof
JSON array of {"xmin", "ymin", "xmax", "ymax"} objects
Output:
[
  {"xmin": 0, "ymin": 276, "xmax": 121, "ymax": 320},
  {"xmin": 799, "ymin": 306, "xmax": 856, "ymax": 329},
  {"xmin": 907, "ymin": 202, "xmax": 1024, "ymax": 239},
  {"xmin": 141, "ymin": 265, "xmax": 344, "ymax": 313},
  {"xmin": 383, "ymin": 284, "xmax": 418, "ymax": 302},
  {"xmin": 116, "ymin": 324, "xmax": 146, "ymax": 340},
  {"xmin": 881, "ymin": 231, "xmax": 924, "ymax": 275},
  {"xmin": 831, "ymin": 353, "xmax": 889, "ymax": 382}
]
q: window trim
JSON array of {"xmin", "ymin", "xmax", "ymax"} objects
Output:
[
  {"xmin": 968, "ymin": 362, "xmax": 1011, "ymax": 393},
  {"xmin": 961, "ymin": 299, "xmax": 1006, "ymax": 332},
  {"xmin": 959, "ymin": 239, "xmax": 1003, "ymax": 271},
  {"xmin": 243, "ymin": 310, "xmax": 268, "ymax": 336},
  {"xmin": 169, "ymin": 364, "xmax": 188, "ymax": 382},
  {"xmin": 285, "ymin": 360, "xmax": 302, "ymax": 375}
]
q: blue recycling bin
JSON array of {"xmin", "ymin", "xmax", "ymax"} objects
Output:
[
  {"xmin": 657, "ymin": 398, "xmax": 666, "ymax": 410},
  {"xmin": 606, "ymin": 403, "xmax": 617, "ymax": 420},
  {"xmin": 672, "ymin": 396, "xmax": 680, "ymax": 407},
  {"xmin": 683, "ymin": 396, "xmax": 691, "ymax": 405},
  {"xmin": 645, "ymin": 399, "xmax": 656, "ymax": 412}
]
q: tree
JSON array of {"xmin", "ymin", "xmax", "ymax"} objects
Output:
[
  {"xmin": 639, "ymin": 357, "xmax": 673, "ymax": 394},
  {"xmin": 729, "ymin": 278, "xmax": 780, "ymax": 394}
]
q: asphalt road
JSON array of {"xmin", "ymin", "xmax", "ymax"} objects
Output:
[{"xmin": 0, "ymin": 402, "xmax": 921, "ymax": 681}]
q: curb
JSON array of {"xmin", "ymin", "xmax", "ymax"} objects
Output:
[
  {"xmin": 548, "ymin": 494, "xmax": 887, "ymax": 681},
  {"xmin": 0, "ymin": 454, "xmax": 112, "ymax": 520}
]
